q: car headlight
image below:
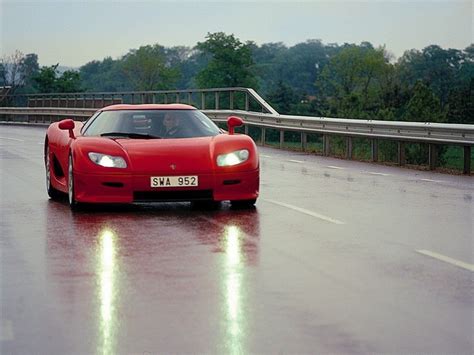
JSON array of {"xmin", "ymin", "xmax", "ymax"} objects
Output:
[
  {"xmin": 88, "ymin": 152, "xmax": 127, "ymax": 168},
  {"xmin": 216, "ymin": 149, "xmax": 249, "ymax": 167}
]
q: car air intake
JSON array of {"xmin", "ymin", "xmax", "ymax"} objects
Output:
[
  {"xmin": 223, "ymin": 179, "xmax": 241, "ymax": 185},
  {"xmin": 133, "ymin": 190, "xmax": 213, "ymax": 202},
  {"xmin": 102, "ymin": 182, "xmax": 124, "ymax": 188}
]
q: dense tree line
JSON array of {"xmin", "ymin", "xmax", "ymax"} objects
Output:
[{"xmin": 1, "ymin": 33, "xmax": 472, "ymax": 124}]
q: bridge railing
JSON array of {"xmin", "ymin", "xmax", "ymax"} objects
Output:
[
  {"xmin": 0, "ymin": 88, "xmax": 472, "ymax": 174},
  {"xmin": 1, "ymin": 87, "xmax": 278, "ymax": 115}
]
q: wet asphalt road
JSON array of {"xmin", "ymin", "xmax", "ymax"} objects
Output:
[{"xmin": 1, "ymin": 124, "xmax": 473, "ymax": 354}]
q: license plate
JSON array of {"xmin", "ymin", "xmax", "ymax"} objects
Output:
[{"xmin": 151, "ymin": 176, "xmax": 198, "ymax": 188}]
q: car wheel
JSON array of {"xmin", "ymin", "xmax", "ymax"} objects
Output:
[
  {"xmin": 68, "ymin": 154, "xmax": 80, "ymax": 210},
  {"xmin": 45, "ymin": 144, "xmax": 61, "ymax": 199},
  {"xmin": 231, "ymin": 199, "xmax": 257, "ymax": 209}
]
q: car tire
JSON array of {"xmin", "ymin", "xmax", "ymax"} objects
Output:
[
  {"xmin": 68, "ymin": 154, "xmax": 80, "ymax": 210},
  {"xmin": 45, "ymin": 144, "xmax": 62, "ymax": 200},
  {"xmin": 230, "ymin": 199, "xmax": 257, "ymax": 209}
]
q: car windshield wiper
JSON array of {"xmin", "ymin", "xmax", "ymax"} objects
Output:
[{"xmin": 100, "ymin": 132, "xmax": 162, "ymax": 139}]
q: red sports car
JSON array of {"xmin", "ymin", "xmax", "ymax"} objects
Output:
[{"xmin": 44, "ymin": 104, "xmax": 259, "ymax": 209}]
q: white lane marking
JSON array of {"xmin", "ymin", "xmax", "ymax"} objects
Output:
[
  {"xmin": 419, "ymin": 178, "xmax": 445, "ymax": 183},
  {"xmin": 416, "ymin": 250, "xmax": 474, "ymax": 272},
  {"xmin": 365, "ymin": 171, "xmax": 390, "ymax": 176},
  {"xmin": 326, "ymin": 165, "xmax": 345, "ymax": 170},
  {"xmin": 0, "ymin": 320, "xmax": 14, "ymax": 341},
  {"xmin": 288, "ymin": 159, "xmax": 304, "ymax": 163},
  {"xmin": 0, "ymin": 136, "xmax": 23, "ymax": 142},
  {"xmin": 263, "ymin": 198, "xmax": 345, "ymax": 225},
  {"xmin": 260, "ymin": 154, "xmax": 272, "ymax": 158}
]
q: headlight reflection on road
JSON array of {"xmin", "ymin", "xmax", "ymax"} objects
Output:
[
  {"xmin": 223, "ymin": 225, "xmax": 245, "ymax": 354},
  {"xmin": 98, "ymin": 228, "xmax": 118, "ymax": 355}
]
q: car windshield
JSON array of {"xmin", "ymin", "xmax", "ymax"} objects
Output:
[{"xmin": 83, "ymin": 109, "xmax": 221, "ymax": 139}]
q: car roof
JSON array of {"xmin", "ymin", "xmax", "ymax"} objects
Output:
[{"xmin": 101, "ymin": 104, "xmax": 196, "ymax": 111}]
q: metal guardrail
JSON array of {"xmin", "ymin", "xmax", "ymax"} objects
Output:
[
  {"xmin": 0, "ymin": 87, "xmax": 473, "ymax": 174},
  {"xmin": 206, "ymin": 110, "xmax": 474, "ymax": 146},
  {"xmin": 0, "ymin": 107, "xmax": 95, "ymax": 118},
  {"xmin": 6, "ymin": 106, "xmax": 472, "ymax": 144}
]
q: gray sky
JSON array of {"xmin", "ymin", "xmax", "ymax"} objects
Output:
[{"xmin": 1, "ymin": 0, "xmax": 472, "ymax": 67}]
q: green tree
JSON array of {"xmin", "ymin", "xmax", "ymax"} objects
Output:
[
  {"xmin": 397, "ymin": 45, "xmax": 466, "ymax": 107},
  {"xmin": 250, "ymin": 42, "xmax": 288, "ymax": 94},
  {"xmin": 121, "ymin": 45, "xmax": 180, "ymax": 91},
  {"xmin": 267, "ymin": 80, "xmax": 296, "ymax": 114},
  {"xmin": 402, "ymin": 81, "xmax": 446, "ymax": 122},
  {"xmin": 195, "ymin": 32, "xmax": 258, "ymax": 89},
  {"xmin": 80, "ymin": 57, "xmax": 131, "ymax": 91},
  {"xmin": 1, "ymin": 50, "xmax": 39, "ymax": 94},
  {"xmin": 446, "ymin": 83, "xmax": 474, "ymax": 124},
  {"xmin": 444, "ymin": 45, "xmax": 474, "ymax": 124},
  {"xmin": 33, "ymin": 64, "xmax": 82, "ymax": 93},
  {"xmin": 19, "ymin": 53, "xmax": 40, "ymax": 93},
  {"xmin": 33, "ymin": 65, "xmax": 58, "ymax": 93},
  {"xmin": 165, "ymin": 46, "xmax": 205, "ymax": 89},
  {"xmin": 56, "ymin": 70, "xmax": 82, "ymax": 92},
  {"xmin": 318, "ymin": 44, "xmax": 391, "ymax": 118},
  {"xmin": 277, "ymin": 40, "xmax": 332, "ymax": 97}
]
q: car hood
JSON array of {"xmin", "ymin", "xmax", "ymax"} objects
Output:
[{"xmin": 115, "ymin": 136, "xmax": 215, "ymax": 174}]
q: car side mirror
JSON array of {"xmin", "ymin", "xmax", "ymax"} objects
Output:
[
  {"xmin": 227, "ymin": 116, "xmax": 244, "ymax": 135},
  {"xmin": 58, "ymin": 119, "xmax": 76, "ymax": 139}
]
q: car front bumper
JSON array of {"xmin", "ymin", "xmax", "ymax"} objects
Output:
[{"xmin": 73, "ymin": 169, "xmax": 259, "ymax": 203}]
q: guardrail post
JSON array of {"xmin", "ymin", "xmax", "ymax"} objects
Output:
[
  {"xmin": 346, "ymin": 137, "xmax": 353, "ymax": 159},
  {"xmin": 215, "ymin": 92, "xmax": 219, "ymax": 110},
  {"xmin": 323, "ymin": 135, "xmax": 330, "ymax": 156},
  {"xmin": 245, "ymin": 92, "xmax": 249, "ymax": 111},
  {"xmin": 187, "ymin": 92, "xmax": 192, "ymax": 105},
  {"xmin": 301, "ymin": 133, "xmax": 307, "ymax": 151},
  {"xmin": 244, "ymin": 124, "xmax": 249, "ymax": 136},
  {"xmin": 230, "ymin": 91, "xmax": 234, "ymax": 110},
  {"xmin": 279, "ymin": 131, "xmax": 284, "ymax": 149},
  {"xmin": 261, "ymin": 128, "xmax": 266, "ymax": 146},
  {"xmin": 397, "ymin": 142, "xmax": 406, "ymax": 166},
  {"xmin": 464, "ymin": 146, "xmax": 471, "ymax": 175},
  {"xmin": 429, "ymin": 144, "xmax": 438, "ymax": 170},
  {"xmin": 176, "ymin": 93, "xmax": 180, "ymax": 103},
  {"xmin": 164, "ymin": 94, "xmax": 168, "ymax": 104},
  {"xmin": 371, "ymin": 139, "xmax": 378, "ymax": 162}
]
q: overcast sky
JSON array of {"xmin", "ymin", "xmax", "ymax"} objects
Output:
[{"xmin": 1, "ymin": 0, "xmax": 472, "ymax": 67}]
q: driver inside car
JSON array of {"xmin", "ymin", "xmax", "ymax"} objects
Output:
[{"xmin": 162, "ymin": 112, "xmax": 185, "ymax": 138}]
